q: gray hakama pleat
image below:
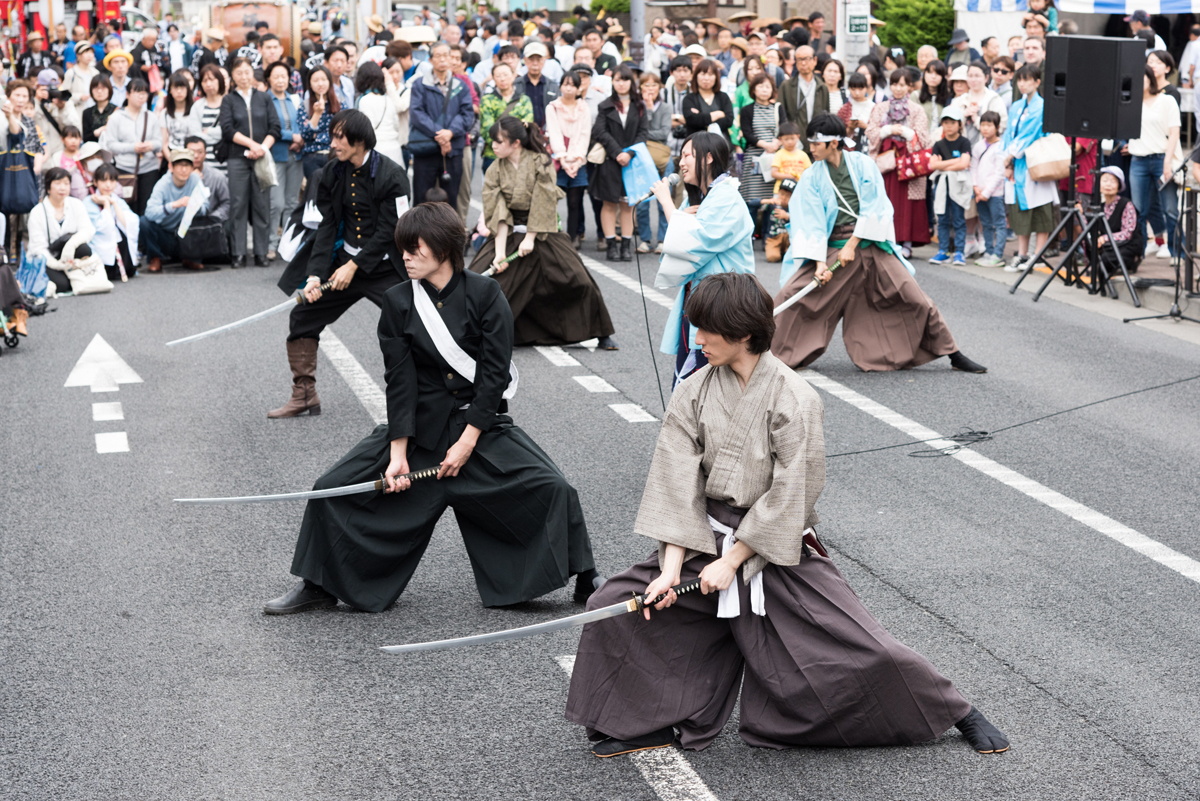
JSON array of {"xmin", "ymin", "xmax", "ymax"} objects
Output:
[
  {"xmin": 290, "ymin": 415, "xmax": 595, "ymax": 611},
  {"xmin": 565, "ymin": 503, "xmax": 970, "ymax": 751},
  {"xmin": 771, "ymin": 238, "xmax": 959, "ymax": 372}
]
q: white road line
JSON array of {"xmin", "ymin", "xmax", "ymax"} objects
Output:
[
  {"xmin": 95, "ymin": 432, "xmax": 129, "ymax": 454},
  {"xmin": 555, "ymin": 656, "xmax": 720, "ymax": 801},
  {"xmin": 580, "ymin": 254, "xmax": 677, "ymax": 309},
  {"xmin": 535, "ymin": 345, "xmax": 582, "ymax": 367},
  {"xmin": 583, "ymin": 263, "xmax": 1200, "ymax": 586},
  {"xmin": 320, "ymin": 331, "xmax": 388, "ymax": 425},
  {"xmin": 800, "ymin": 370, "xmax": 1200, "ymax": 584},
  {"xmin": 92, "ymin": 402, "xmax": 124, "ymax": 421},
  {"xmin": 609, "ymin": 403, "xmax": 659, "ymax": 423},
  {"xmin": 574, "ymin": 375, "xmax": 618, "ymax": 393}
]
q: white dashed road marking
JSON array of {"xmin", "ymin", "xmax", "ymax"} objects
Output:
[
  {"xmin": 581, "ymin": 254, "xmax": 677, "ymax": 308},
  {"xmin": 555, "ymin": 655, "xmax": 721, "ymax": 801},
  {"xmin": 92, "ymin": 402, "xmax": 124, "ymax": 421},
  {"xmin": 95, "ymin": 432, "xmax": 129, "ymax": 454},
  {"xmin": 321, "ymin": 331, "xmax": 388, "ymax": 425},
  {"xmin": 609, "ymin": 403, "xmax": 658, "ymax": 423},
  {"xmin": 535, "ymin": 346, "xmax": 582, "ymax": 367},
  {"xmin": 574, "ymin": 375, "xmax": 618, "ymax": 393}
]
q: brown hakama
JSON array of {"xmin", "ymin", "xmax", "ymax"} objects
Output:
[
  {"xmin": 565, "ymin": 503, "xmax": 972, "ymax": 751},
  {"xmin": 469, "ymin": 153, "xmax": 615, "ymax": 346},
  {"xmin": 771, "ymin": 239, "xmax": 959, "ymax": 372}
]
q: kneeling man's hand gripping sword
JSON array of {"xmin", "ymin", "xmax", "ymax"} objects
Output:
[
  {"xmin": 174, "ymin": 467, "xmax": 441, "ymax": 504},
  {"xmin": 773, "ymin": 259, "xmax": 842, "ymax": 317},
  {"xmin": 480, "ymin": 251, "xmax": 520, "ymax": 277},
  {"xmin": 165, "ymin": 281, "xmax": 336, "ymax": 346},
  {"xmin": 379, "ymin": 577, "xmax": 705, "ymax": 655}
]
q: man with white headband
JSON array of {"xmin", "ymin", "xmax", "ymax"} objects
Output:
[{"xmin": 772, "ymin": 113, "xmax": 988, "ymax": 374}]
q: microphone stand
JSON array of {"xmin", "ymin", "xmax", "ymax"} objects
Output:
[{"xmin": 1124, "ymin": 149, "xmax": 1200, "ymax": 326}]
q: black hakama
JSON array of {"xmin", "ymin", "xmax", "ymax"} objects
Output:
[
  {"xmin": 469, "ymin": 230, "xmax": 615, "ymax": 347},
  {"xmin": 565, "ymin": 501, "xmax": 971, "ymax": 750}
]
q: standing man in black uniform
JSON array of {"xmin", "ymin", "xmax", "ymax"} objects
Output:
[
  {"xmin": 269, "ymin": 109, "xmax": 411, "ymax": 418},
  {"xmin": 264, "ymin": 201, "xmax": 603, "ymax": 614}
]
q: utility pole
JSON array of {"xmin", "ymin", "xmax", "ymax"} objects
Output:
[{"xmin": 630, "ymin": 0, "xmax": 644, "ymax": 67}]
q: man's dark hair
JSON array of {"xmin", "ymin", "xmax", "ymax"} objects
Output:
[
  {"xmin": 330, "ymin": 108, "xmax": 377, "ymax": 150},
  {"xmin": 668, "ymin": 55, "xmax": 691, "ymax": 72},
  {"xmin": 184, "ymin": 134, "xmax": 206, "ymax": 148},
  {"xmin": 806, "ymin": 112, "xmax": 846, "ymax": 146},
  {"xmin": 255, "ymin": 20, "xmax": 270, "ymax": 30},
  {"xmin": 325, "ymin": 44, "xmax": 350, "ymax": 60},
  {"xmin": 483, "ymin": 23, "xmax": 497, "ymax": 36},
  {"xmin": 424, "ymin": 186, "xmax": 450, "ymax": 203},
  {"xmin": 981, "ymin": 35, "xmax": 996, "ymax": 48},
  {"xmin": 387, "ymin": 40, "xmax": 413, "ymax": 59},
  {"xmin": 246, "ymin": 31, "xmax": 261, "ymax": 45},
  {"xmin": 507, "ymin": 20, "xmax": 524, "ymax": 37},
  {"xmin": 684, "ymin": 273, "xmax": 775, "ymax": 355},
  {"xmin": 376, "ymin": 30, "xmax": 394, "ymax": 43},
  {"xmin": 395, "ymin": 202, "xmax": 467, "ymax": 273},
  {"xmin": 497, "ymin": 44, "xmax": 520, "ymax": 59},
  {"xmin": 808, "ymin": 11, "xmax": 825, "ymax": 21},
  {"xmin": 260, "ymin": 33, "xmax": 280, "ymax": 45}
]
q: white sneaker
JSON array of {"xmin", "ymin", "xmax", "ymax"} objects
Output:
[
  {"xmin": 1156, "ymin": 244, "xmax": 1172, "ymax": 259},
  {"xmin": 1145, "ymin": 240, "xmax": 1160, "ymax": 257},
  {"xmin": 1003, "ymin": 255, "xmax": 1027, "ymax": 273},
  {"xmin": 964, "ymin": 239, "xmax": 984, "ymax": 258}
]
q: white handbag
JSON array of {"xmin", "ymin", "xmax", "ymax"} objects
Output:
[
  {"xmin": 1025, "ymin": 133, "xmax": 1071, "ymax": 182},
  {"xmin": 65, "ymin": 255, "xmax": 114, "ymax": 295}
]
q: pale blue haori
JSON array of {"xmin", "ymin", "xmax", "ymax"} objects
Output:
[
  {"xmin": 85, "ymin": 195, "xmax": 140, "ymax": 269},
  {"xmin": 1002, "ymin": 91, "xmax": 1057, "ymax": 211},
  {"xmin": 654, "ymin": 175, "xmax": 756, "ymax": 364},
  {"xmin": 785, "ymin": 150, "xmax": 914, "ymax": 285}
]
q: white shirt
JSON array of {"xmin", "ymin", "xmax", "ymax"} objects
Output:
[
  {"xmin": 1128, "ymin": 93, "xmax": 1181, "ymax": 156},
  {"xmin": 796, "ymin": 75, "xmax": 816, "ymax": 114}
]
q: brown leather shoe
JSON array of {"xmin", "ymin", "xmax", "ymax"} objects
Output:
[
  {"xmin": 146, "ymin": 257, "xmax": 162, "ymax": 273},
  {"xmin": 10, "ymin": 308, "xmax": 28, "ymax": 337},
  {"xmin": 267, "ymin": 338, "xmax": 322, "ymax": 418},
  {"xmin": 182, "ymin": 260, "xmax": 205, "ymax": 270}
]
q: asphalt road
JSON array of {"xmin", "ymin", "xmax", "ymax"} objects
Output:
[{"xmin": 4, "ymin": 186, "xmax": 1200, "ymax": 801}]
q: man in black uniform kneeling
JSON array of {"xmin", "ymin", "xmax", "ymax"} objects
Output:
[{"xmin": 264, "ymin": 202, "xmax": 603, "ymax": 614}]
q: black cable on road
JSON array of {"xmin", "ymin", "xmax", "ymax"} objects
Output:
[{"xmin": 825, "ymin": 372, "xmax": 1200, "ymax": 459}]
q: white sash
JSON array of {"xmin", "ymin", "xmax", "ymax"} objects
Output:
[
  {"xmin": 412, "ymin": 280, "xmax": 519, "ymax": 400},
  {"xmin": 708, "ymin": 515, "xmax": 765, "ymax": 618}
]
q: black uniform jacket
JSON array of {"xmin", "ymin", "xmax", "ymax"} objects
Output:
[
  {"xmin": 379, "ymin": 270, "xmax": 514, "ymax": 452},
  {"xmin": 277, "ymin": 151, "xmax": 410, "ymax": 293}
]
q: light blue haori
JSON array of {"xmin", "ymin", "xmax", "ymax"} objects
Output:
[
  {"xmin": 1002, "ymin": 91, "xmax": 1055, "ymax": 212},
  {"xmin": 784, "ymin": 149, "xmax": 914, "ymax": 286},
  {"xmin": 654, "ymin": 174, "xmax": 756, "ymax": 356}
]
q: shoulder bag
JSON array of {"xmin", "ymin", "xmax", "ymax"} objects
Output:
[
  {"xmin": 117, "ymin": 112, "xmax": 149, "ymax": 201},
  {"xmin": 249, "ymin": 93, "xmax": 278, "ymax": 189},
  {"xmin": 408, "ymin": 80, "xmax": 455, "ymax": 157},
  {"xmin": 1025, "ymin": 133, "xmax": 1071, "ymax": 182},
  {"xmin": 0, "ymin": 132, "xmax": 38, "ymax": 215}
]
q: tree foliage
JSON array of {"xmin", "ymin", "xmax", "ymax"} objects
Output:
[
  {"xmin": 873, "ymin": 0, "xmax": 957, "ymax": 61},
  {"xmin": 590, "ymin": 0, "xmax": 631, "ymax": 15}
]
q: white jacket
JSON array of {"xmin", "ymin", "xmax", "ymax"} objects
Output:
[
  {"xmin": 358, "ymin": 84, "xmax": 407, "ymax": 162},
  {"xmin": 27, "ymin": 197, "xmax": 96, "ymax": 267}
]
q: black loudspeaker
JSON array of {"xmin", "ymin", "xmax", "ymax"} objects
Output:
[{"xmin": 1042, "ymin": 35, "xmax": 1145, "ymax": 140}]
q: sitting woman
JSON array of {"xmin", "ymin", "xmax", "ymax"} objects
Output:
[
  {"xmin": 1091, "ymin": 166, "xmax": 1142, "ymax": 275},
  {"xmin": 85, "ymin": 163, "xmax": 140, "ymax": 281},
  {"xmin": 469, "ymin": 116, "xmax": 617, "ymax": 349},
  {"xmin": 27, "ymin": 167, "xmax": 97, "ymax": 295}
]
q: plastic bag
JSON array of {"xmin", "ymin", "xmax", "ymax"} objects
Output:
[
  {"xmin": 620, "ymin": 143, "xmax": 661, "ymax": 204},
  {"xmin": 15, "ymin": 246, "xmax": 49, "ymax": 299}
]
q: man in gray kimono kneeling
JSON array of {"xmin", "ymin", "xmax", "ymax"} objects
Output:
[{"xmin": 565, "ymin": 272, "xmax": 1009, "ymax": 758}]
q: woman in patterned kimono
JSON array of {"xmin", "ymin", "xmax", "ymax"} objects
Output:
[
  {"xmin": 866, "ymin": 68, "xmax": 931, "ymax": 258},
  {"xmin": 469, "ymin": 116, "xmax": 617, "ymax": 349},
  {"xmin": 565, "ymin": 272, "xmax": 1009, "ymax": 758},
  {"xmin": 647, "ymin": 131, "xmax": 755, "ymax": 386}
]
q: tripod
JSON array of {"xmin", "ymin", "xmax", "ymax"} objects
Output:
[
  {"xmin": 1124, "ymin": 157, "xmax": 1200, "ymax": 326},
  {"xmin": 1009, "ymin": 137, "xmax": 1141, "ymax": 306}
]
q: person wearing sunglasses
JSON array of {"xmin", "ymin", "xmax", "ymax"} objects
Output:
[{"xmin": 988, "ymin": 56, "xmax": 1016, "ymax": 111}]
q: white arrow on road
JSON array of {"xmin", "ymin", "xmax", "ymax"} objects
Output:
[{"xmin": 65, "ymin": 334, "xmax": 143, "ymax": 393}]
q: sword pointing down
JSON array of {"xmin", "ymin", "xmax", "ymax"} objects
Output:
[
  {"xmin": 379, "ymin": 577, "xmax": 704, "ymax": 655},
  {"xmin": 174, "ymin": 467, "xmax": 441, "ymax": 504},
  {"xmin": 165, "ymin": 281, "xmax": 336, "ymax": 346},
  {"xmin": 480, "ymin": 251, "xmax": 520, "ymax": 278},
  {"xmin": 773, "ymin": 260, "xmax": 842, "ymax": 317}
]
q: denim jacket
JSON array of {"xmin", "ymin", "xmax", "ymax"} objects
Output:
[{"xmin": 271, "ymin": 93, "xmax": 302, "ymax": 163}]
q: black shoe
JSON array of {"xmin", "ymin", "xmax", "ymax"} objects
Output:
[
  {"xmin": 949, "ymin": 351, "xmax": 987, "ymax": 374},
  {"xmin": 263, "ymin": 580, "xmax": 338, "ymax": 615},
  {"xmin": 592, "ymin": 726, "xmax": 676, "ymax": 758},
  {"xmin": 956, "ymin": 707, "xmax": 1010, "ymax": 754},
  {"xmin": 619, "ymin": 237, "xmax": 632, "ymax": 262},
  {"xmin": 605, "ymin": 237, "xmax": 619, "ymax": 262},
  {"xmin": 573, "ymin": 569, "xmax": 605, "ymax": 603},
  {"xmin": 597, "ymin": 335, "xmax": 618, "ymax": 350},
  {"xmin": 254, "ymin": 255, "xmax": 267, "ymax": 267},
  {"xmin": 231, "ymin": 255, "xmax": 246, "ymax": 269}
]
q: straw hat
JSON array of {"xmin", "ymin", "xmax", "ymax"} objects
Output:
[
  {"xmin": 751, "ymin": 17, "xmax": 782, "ymax": 30},
  {"xmin": 727, "ymin": 10, "xmax": 757, "ymax": 22},
  {"xmin": 730, "ymin": 37, "xmax": 750, "ymax": 56},
  {"xmin": 605, "ymin": 22, "xmax": 625, "ymax": 36},
  {"xmin": 203, "ymin": 27, "xmax": 226, "ymax": 42},
  {"xmin": 699, "ymin": 17, "xmax": 726, "ymax": 29},
  {"xmin": 396, "ymin": 25, "xmax": 437, "ymax": 44},
  {"xmin": 781, "ymin": 16, "xmax": 806, "ymax": 29},
  {"xmin": 366, "ymin": 14, "xmax": 385, "ymax": 33},
  {"xmin": 103, "ymin": 49, "xmax": 134, "ymax": 70}
]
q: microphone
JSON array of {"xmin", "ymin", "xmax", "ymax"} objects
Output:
[{"xmin": 626, "ymin": 173, "xmax": 680, "ymax": 207}]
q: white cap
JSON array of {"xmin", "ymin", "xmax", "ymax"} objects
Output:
[
  {"xmin": 949, "ymin": 64, "xmax": 969, "ymax": 82},
  {"xmin": 524, "ymin": 42, "xmax": 548, "ymax": 58},
  {"xmin": 680, "ymin": 44, "xmax": 708, "ymax": 58}
]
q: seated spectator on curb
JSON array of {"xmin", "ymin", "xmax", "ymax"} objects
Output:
[
  {"xmin": 27, "ymin": 167, "xmax": 97, "ymax": 295},
  {"xmin": 184, "ymin": 135, "xmax": 230, "ymax": 222},
  {"xmin": 86, "ymin": 163, "xmax": 140, "ymax": 281},
  {"xmin": 141, "ymin": 149, "xmax": 210, "ymax": 272}
]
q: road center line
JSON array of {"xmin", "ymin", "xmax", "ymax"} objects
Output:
[
  {"xmin": 321, "ymin": 331, "xmax": 388, "ymax": 425},
  {"xmin": 585, "ymin": 262, "xmax": 1200, "ymax": 586},
  {"xmin": 555, "ymin": 655, "xmax": 721, "ymax": 801},
  {"xmin": 535, "ymin": 346, "xmax": 582, "ymax": 367},
  {"xmin": 574, "ymin": 375, "xmax": 618, "ymax": 393}
]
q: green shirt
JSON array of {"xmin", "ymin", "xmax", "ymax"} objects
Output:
[
  {"xmin": 828, "ymin": 153, "xmax": 859, "ymax": 229},
  {"xmin": 479, "ymin": 91, "xmax": 534, "ymax": 159}
]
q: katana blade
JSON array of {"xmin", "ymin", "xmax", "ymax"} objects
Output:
[
  {"xmin": 773, "ymin": 260, "xmax": 842, "ymax": 317},
  {"xmin": 379, "ymin": 577, "xmax": 704, "ymax": 655},
  {"xmin": 165, "ymin": 281, "xmax": 334, "ymax": 346},
  {"xmin": 174, "ymin": 467, "xmax": 441, "ymax": 504}
]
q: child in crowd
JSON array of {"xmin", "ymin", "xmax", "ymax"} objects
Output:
[
  {"xmin": 836, "ymin": 72, "xmax": 874, "ymax": 152},
  {"xmin": 1023, "ymin": 0, "xmax": 1058, "ymax": 34},
  {"xmin": 1003, "ymin": 64, "xmax": 1055, "ymax": 272},
  {"xmin": 769, "ymin": 121, "xmax": 811, "ymax": 192},
  {"xmin": 764, "ymin": 177, "xmax": 796, "ymax": 263},
  {"xmin": 928, "ymin": 106, "xmax": 972, "ymax": 266},
  {"xmin": 971, "ymin": 110, "xmax": 1007, "ymax": 267}
]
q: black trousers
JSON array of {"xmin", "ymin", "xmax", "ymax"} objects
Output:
[
  {"xmin": 412, "ymin": 150, "xmax": 463, "ymax": 206},
  {"xmin": 287, "ymin": 257, "xmax": 403, "ymax": 342},
  {"xmin": 290, "ymin": 416, "xmax": 596, "ymax": 610}
]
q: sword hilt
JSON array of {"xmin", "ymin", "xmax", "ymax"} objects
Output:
[
  {"xmin": 634, "ymin": 577, "xmax": 704, "ymax": 612},
  {"xmin": 374, "ymin": 466, "xmax": 442, "ymax": 491},
  {"xmin": 297, "ymin": 281, "xmax": 336, "ymax": 304}
]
